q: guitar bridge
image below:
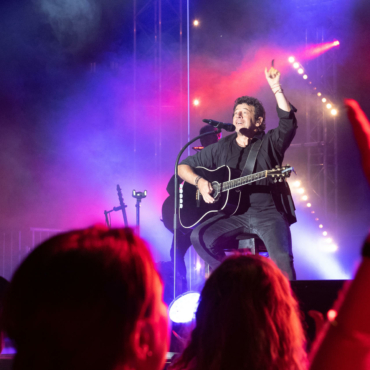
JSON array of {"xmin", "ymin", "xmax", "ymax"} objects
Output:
[{"xmin": 196, "ymin": 189, "xmax": 201, "ymax": 208}]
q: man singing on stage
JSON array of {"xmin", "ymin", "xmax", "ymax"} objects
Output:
[{"xmin": 178, "ymin": 65, "xmax": 297, "ymax": 280}]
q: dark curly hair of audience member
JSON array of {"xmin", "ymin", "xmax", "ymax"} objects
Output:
[
  {"xmin": 171, "ymin": 255, "xmax": 307, "ymax": 370},
  {"xmin": 233, "ymin": 96, "xmax": 266, "ymax": 131},
  {"xmin": 1, "ymin": 226, "xmax": 169, "ymax": 370}
]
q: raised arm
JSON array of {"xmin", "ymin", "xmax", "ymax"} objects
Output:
[
  {"xmin": 264, "ymin": 65, "xmax": 298, "ymax": 156},
  {"xmin": 265, "ymin": 66, "xmax": 291, "ymax": 112},
  {"xmin": 309, "ymin": 100, "xmax": 370, "ymax": 370},
  {"xmin": 345, "ymin": 99, "xmax": 370, "ymax": 184}
]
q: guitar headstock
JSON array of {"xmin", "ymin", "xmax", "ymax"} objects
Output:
[
  {"xmin": 267, "ymin": 165, "xmax": 295, "ymax": 183},
  {"xmin": 117, "ymin": 184, "xmax": 124, "ymax": 202}
]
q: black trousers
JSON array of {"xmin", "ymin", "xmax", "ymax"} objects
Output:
[{"xmin": 190, "ymin": 207, "xmax": 296, "ymax": 280}]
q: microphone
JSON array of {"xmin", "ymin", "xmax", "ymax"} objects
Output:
[{"xmin": 202, "ymin": 119, "xmax": 235, "ymax": 132}]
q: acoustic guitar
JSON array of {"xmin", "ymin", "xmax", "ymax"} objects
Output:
[{"xmin": 179, "ymin": 165, "xmax": 293, "ymax": 229}]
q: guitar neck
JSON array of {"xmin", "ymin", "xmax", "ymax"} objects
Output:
[{"xmin": 222, "ymin": 170, "xmax": 268, "ymax": 192}]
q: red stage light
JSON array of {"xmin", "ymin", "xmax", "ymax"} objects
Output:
[{"xmin": 304, "ymin": 40, "xmax": 341, "ymax": 59}]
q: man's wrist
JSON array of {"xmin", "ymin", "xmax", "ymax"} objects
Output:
[
  {"xmin": 270, "ymin": 82, "xmax": 281, "ymax": 88},
  {"xmin": 194, "ymin": 176, "xmax": 203, "ymax": 187},
  {"xmin": 271, "ymin": 84, "xmax": 283, "ymax": 95}
]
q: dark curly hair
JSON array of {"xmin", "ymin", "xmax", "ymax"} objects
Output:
[
  {"xmin": 233, "ymin": 96, "xmax": 266, "ymax": 131},
  {"xmin": 171, "ymin": 255, "xmax": 307, "ymax": 370}
]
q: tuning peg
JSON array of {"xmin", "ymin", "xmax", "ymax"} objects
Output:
[
  {"xmin": 275, "ymin": 165, "xmax": 279, "ymax": 169},
  {"xmin": 279, "ymin": 178, "xmax": 283, "ymax": 182},
  {"xmin": 286, "ymin": 164, "xmax": 290, "ymax": 167},
  {"xmin": 274, "ymin": 178, "xmax": 278, "ymax": 183}
]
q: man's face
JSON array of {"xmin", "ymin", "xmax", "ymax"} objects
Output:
[{"xmin": 233, "ymin": 103, "xmax": 261, "ymax": 136}]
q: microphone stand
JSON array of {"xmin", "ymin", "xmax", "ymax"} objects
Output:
[
  {"xmin": 173, "ymin": 128, "xmax": 222, "ymax": 300},
  {"xmin": 132, "ymin": 190, "xmax": 147, "ymax": 235}
]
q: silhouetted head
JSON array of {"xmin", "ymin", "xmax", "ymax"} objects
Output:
[
  {"xmin": 2, "ymin": 226, "xmax": 169, "ymax": 370},
  {"xmin": 199, "ymin": 125, "xmax": 220, "ymax": 147},
  {"xmin": 171, "ymin": 255, "xmax": 307, "ymax": 370}
]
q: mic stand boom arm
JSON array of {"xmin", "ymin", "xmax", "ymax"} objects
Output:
[{"xmin": 173, "ymin": 129, "xmax": 221, "ymax": 300}]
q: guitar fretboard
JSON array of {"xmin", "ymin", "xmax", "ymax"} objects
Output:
[{"xmin": 222, "ymin": 170, "xmax": 267, "ymax": 192}]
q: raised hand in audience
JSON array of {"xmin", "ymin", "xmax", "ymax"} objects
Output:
[{"xmin": 309, "ymin": 100, "xmax": 370, "ymax": 370}]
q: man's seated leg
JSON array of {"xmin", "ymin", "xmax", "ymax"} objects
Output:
[
  {"xmin": 191, "ymin": 213, "xmax": 248, "ymax": 270},
  {"xmin": 251, "ymin": 209, "xmax": 296, "ymax": 280}
]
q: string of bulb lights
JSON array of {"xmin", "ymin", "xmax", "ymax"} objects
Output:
[
  {"xmin": 288, "ymin": 43, "xmax": 340, "ymax": 116},
  {"xmin": 287, "ymin": 43, "xmax": 340, "ymax": 253},
  {"xmin": 288, "ymin": 178, "xmax": 338, "ymax": 253}
]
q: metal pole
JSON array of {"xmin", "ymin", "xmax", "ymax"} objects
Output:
[
  {"xmin": 186, "ymin": 0, "xmax": 190, "ymax": 150},
  {"xmin": 173, "ymin": 129, "xmax": 221, "ymax": 300},
  {"xmin": 136, "ymin": 200, "xmax": 140, "ymax": 232},
  {"xmin": 133, "ymin": 0, "xmax": 137, "ymax": 186},
  {"xmin": 305, "ymin": 28, "xmax": 311, "ymax": 186},
  {"xmin": 174, "ymin": 0, "xmax": 190, "ymax": 301}
]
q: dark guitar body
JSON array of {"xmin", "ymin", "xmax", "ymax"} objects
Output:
[
  {"xmin": 162, "ymin": 195, "xmax": 190, "ymax": 233},
  {"xmin": 162, "ymin": 196, "xmax": 175, "ymax": 232},
  {"xmin": 179, "ymin": 166, "xmax": 243, "ymax": 229}
]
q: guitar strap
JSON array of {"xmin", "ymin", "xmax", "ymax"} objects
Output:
[{"xmin": 240, "ymin": 138, "xmax": 263, "ymax": 178}]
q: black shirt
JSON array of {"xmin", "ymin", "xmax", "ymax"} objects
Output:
[{"xmin": 226, "ymin": 136, "xmax": 275, "ymax": 211}]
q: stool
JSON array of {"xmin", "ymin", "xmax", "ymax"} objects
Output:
[
  {"xmin": 205, "ymin": 234, "xmax": 268, "ymax": 277},
  {"xmin": 235, "ymin": 233, "xmax": 268, "ymax": 255}
]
